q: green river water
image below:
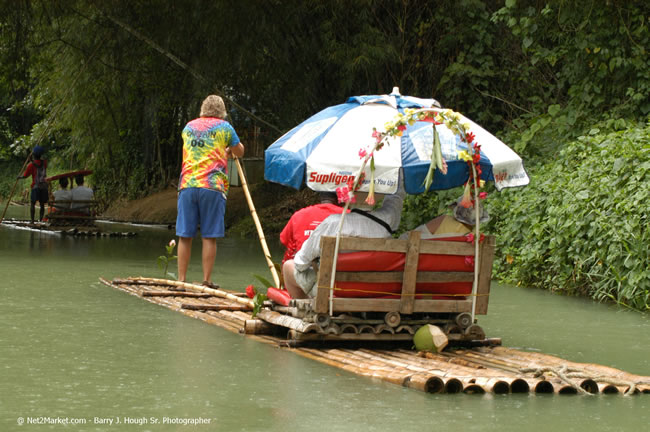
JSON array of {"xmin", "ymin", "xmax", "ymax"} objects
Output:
[{"xmin": 1, "ymin": 203, "xmax": 649, "ymax": 432}]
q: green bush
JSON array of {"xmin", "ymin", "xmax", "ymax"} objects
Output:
[
  {"xmin": 491, "ymin": 119, "xmax": 650, "ymax": 311},
  {"xmin": 0, "ymin": 160, "xmax": 27, "ymax": 201}
]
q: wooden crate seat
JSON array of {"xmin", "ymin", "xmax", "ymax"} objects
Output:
[{"xmin": 313, "ymin": 231, "xmax": 496, "ymax": 315}]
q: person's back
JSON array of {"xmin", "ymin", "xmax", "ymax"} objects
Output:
[
  {"xmin": 70, "ymin": 175, "xmax": 94, "ymax": 213},
  {"xmin": 402, "ymin": 196, "xmax": 490, "ymax": 240},
  {"xmin": 284, "ymin": 184, "xmax": 406, "ymax": 299},
  {"xmin": 53, "ymin": 177, "xmax": 72, "ymax": 210},
  {"xmin": 280, "ymin": 192, "xmax": 344, "ymax": 263},
  {"xmin": 18, "ymin": 145, "xmax": 48, "ymax": 223}
]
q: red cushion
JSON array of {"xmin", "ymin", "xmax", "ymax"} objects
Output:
[{"xmin": 332, "ymin": 235, "xmax": 478, "ymax": 299}]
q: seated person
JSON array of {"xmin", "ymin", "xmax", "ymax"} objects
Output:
[
  {"xmin": 52, "ymin": 177, "xmax": 73, "ymax": 211},
  {"xmin": 283, "ymin": 178, "xmax": 406, "ymax": 299},
  {"xmin": 280, "ymin": 192, "xmax": 345, "ymax": 264},
  {"xmin": 70, "ymin": 174, "xmax": 94, "ymax": 214},
  {"xmin": 403, "ymin": 196, "xmax": 490, "ymax": 239}
]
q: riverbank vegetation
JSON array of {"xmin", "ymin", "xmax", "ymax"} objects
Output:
[{"xmin": 1, "ymin": 1, "xmax": 647, "ymax": 309}]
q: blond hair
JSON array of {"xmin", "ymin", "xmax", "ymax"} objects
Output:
[{"xmin": 200, "ymin": 95, "xmax": 226, "ymax": 118}]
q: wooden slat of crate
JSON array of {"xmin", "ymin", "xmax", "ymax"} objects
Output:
[
  {"xmin": 329, "ymin": 298, "xmax": 472, "ymax": 313},
  {"xmin": 399, "ymin": 231, "xmax": 421, "ymax": 314},
  {"xmin": 475, "ymin": 236, "xmax": 496, "ymax": 315},
  {"xmin": 334, "ymin": 271, "xmax": 474, "ymax": 283},
  {"xmin": 315, "ymin": 236, "xmax": 337, "ymax": 313},
  {"xmin": 336, "ymin": 236, "xmax": 475, "ymax": 256}
]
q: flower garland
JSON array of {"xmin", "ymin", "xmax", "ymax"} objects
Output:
[{"xmin": 340, "ymin": 108, "xmax": 489, "ymax": 209}]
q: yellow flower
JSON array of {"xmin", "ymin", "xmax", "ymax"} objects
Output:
[
  {"xmin": 479, "ymin": 180, "xmax": 485, "ymax": 187},
  {"xmin": 462, "ymin": 122, "xmax": 471, "ymax": 132},
  {"xmin": 458, "ymin": 150, "xmax": 472, "ymax": 162}
]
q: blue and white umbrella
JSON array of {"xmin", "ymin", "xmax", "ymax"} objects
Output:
[{"xmin": 265, "ymin": 88, "xmax": 529, "ymax": 194}]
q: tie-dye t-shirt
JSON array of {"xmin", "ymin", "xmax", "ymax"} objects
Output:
[{"xmin": 178, "ymin": 117, "xmax": 240, "ymax": 194}]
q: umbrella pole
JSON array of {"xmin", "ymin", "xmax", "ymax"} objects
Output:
[
  {"xmin": 329, "ymin": 200, "xmax": 352, "ymax": 315},
  {"xmin": 470, "ymin": 163, "xmax": 480, "ymax": 323},
  {"xmin": 233, "ymin": 157, "xmax": 281, "ymax": 288}
]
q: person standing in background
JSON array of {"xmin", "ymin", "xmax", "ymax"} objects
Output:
[
  {"xmin": 17, "ymin": 146, "xmax": 48, "ymax": 224},
  {"xmin": 176, "ymin": 95, "xmax": 245, "ymax": 287}
]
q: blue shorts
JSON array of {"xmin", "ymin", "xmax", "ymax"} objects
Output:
[{"xmin": 176, "ymin": 188, "xmax": 226, "ymax": 238}]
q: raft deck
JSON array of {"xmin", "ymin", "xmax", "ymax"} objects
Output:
[
  {"xmin": 99, "ymin": 277, "xmax": 650, "ymax": 396},
  {"xmin": 1, "ymin": 218, "xmax": 136, "ymax": 237}
]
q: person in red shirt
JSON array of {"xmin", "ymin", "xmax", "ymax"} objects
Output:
[
  {"xmin": 280, "ymin": 192, "xmax": 344, "ymax": 264},
  {"xmin": 17, "ymin": 146, "xmax": 48, "ymax": 223}
]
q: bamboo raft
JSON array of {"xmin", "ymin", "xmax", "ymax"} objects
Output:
[
  {"xmin": 99, "ymin": 276, "xmax": 650, "ymax": 396},
  {"xmin": 1, "ymin": 218, "xmax": 136, "ymax": 237}
]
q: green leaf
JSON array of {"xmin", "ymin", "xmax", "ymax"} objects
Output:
[
  {"xmin": 547, "ymin": 104, "xmax": 561, "ymax": 117},
  {"xmin": 254, "ymin": 274, "xmax": 273, "ymax": 288}
]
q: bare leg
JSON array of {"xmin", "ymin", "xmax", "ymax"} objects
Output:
[
  {"xmin": 202, "ymin": 238, "xmax": 217, "ymax": 283},
  {"xmin": 283, "ymin": 260, "xmax": 308, "ymax": 299},
  {"xmin": 30, "ymin": 202, "xmax": 36, "ymax": 223},
  {"xmin": 177, "ymin": 237, "xmax": 193, "ymax": 282},
  {"xmin": 39, "ymin": 203, "xmax": 45, "ymax": 221}
]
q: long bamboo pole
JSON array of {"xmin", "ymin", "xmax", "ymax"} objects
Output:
[
  {"xmin": 126, "ymin": 277, "xmax": 255, "ymax": 307},
  {"xmin": 233, "ymin": 157, "xmax": 280, "ymax": 288}
]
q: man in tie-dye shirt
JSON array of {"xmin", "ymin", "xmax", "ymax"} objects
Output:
[{"xmin": 176, "ymin": 95, "xmax": 245, "ymax": 286}]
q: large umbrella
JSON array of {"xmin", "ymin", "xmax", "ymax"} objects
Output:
[{"xmin": 265, "ymin": 88, "xmax": 529, "ymax": 193}]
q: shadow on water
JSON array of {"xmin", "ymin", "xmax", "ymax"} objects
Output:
[{"xmin": 1, "ymin": 203, "xmax": 649, "ymax": 431}]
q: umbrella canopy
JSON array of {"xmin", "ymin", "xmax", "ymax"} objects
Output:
[{"xmin": 265, "ymin": 89, "xmax": 529, "ymax": 195}]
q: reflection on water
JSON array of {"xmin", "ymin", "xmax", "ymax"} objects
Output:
[{"xmin": 1, "ymin": 205, "xmax": 649, "ymax": 431}]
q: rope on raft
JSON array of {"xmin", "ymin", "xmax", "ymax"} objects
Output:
[{"xmin": 520, "ymin": 365, "xmax": 650, "ymax": 395}]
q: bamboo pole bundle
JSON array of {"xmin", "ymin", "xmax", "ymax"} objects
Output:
[
  {"xmin": 231, "ymin": 310, "xmax": 256, "ymax": 322},
  {"xmin": 597, "ymin": 383, "xmax": 620, "ymax": 394},
  {"xmin": 101, "ymin": 277, "xmax": 650, "ymax": 397},
  {"xmin": 490, "ymin": 347, "xmax": 650, "ymax": 393},
  {"xmin": 391, "ymin": 350, "xmax": 533, "ymax": 393},
  {"xmin": 452, "ymin": 350, "xmax": 607, "ymax": 394},
  {"xmin": 256, "ymin": 310, "xmax": 320, "ymax": 334},
  {"xmin": 119, "ymin": 284, "xmax": 248, "ymax": 333},
  {"xmin": 352, "ymin": 349, "xmax": 482, "ymax": 394},
  {"xmin": 125, "ymin": 277, "xmax": 255, "ymax": 308},
  {"xmin": 243, "ymin": 319, "xmax": 276, "ymax": 335},
  {"xmin": 298, "ymin": 348, "xmax": 411, "ymax": 387},
  {"xmin": 322, "ymin": 349, "xmax": 434, "ymax": 390},
  {"xmin": 460, "ymin": 380, "xmax": 486, "ymax": 394},
  {"xmin": 404, "ymin": 374, "xmax": 445, "ymax": 393},
  {"xmin": 103, "ymin": 278, "xmax": 246, "ymax": 334},
  {"xmin": 141, "ymin": 291, "xmax": 216, "ymax": 298}
]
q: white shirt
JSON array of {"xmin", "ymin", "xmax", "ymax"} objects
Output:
[
  {"xmin": 53, "ymin": 189, "xmax": 72, "ymax": 209},
  {"xmin": 294, "ymin": 188, "xmax": 405, "ymax": 271},
  {"xmin": 71, "ymin": 186, "xmax": 94, "ymax": 211}
]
